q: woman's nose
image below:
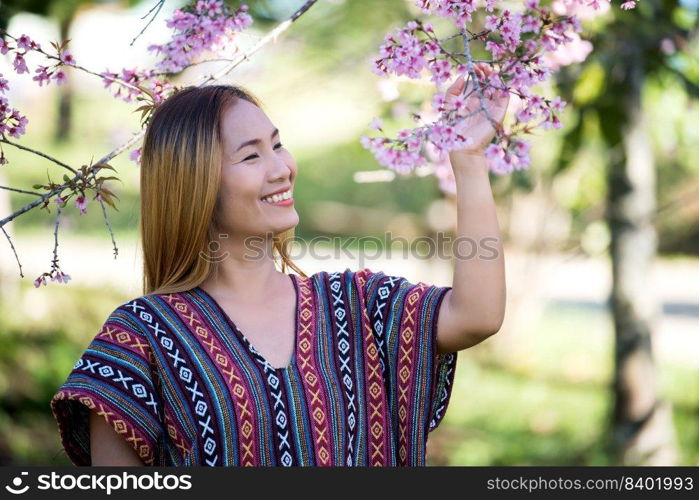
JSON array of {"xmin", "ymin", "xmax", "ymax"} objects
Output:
[{"xmin": 269, "ymin": 156, "xmax": 291, "ymax": 181}]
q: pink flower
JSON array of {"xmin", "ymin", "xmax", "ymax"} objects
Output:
[
  {"xmin": 130, "ymin": 148, "xmax": 142, "ymax": 164},
  {"xmin": 59, "ymin": 52, "xmax": 75, "ymax": 65},
  {"xmin": 53, "ymin": 70, "xmax": 67, "ymax": 86},
  {"xmin": 32, "ymin": 66, "xmax": 51, "ymax": 87},
  {"xmin": 369, "ymin": 117, "xmax": 383, "ymax": 131},
  {"xmin": 432, "ymin": 93, "xmax": 448, "ymax": 112},
  {"xmin": 485, "ymin": 15, "xmax": 500, "ymax": 31},
  {"xmin": 550, "ymin": 96, "xmax": 567, "ymax": 112},
  {"xmin": 12, "ymin": 54, "xmax": 28, "ymax": 74},
  {"xmin": 16, "ymin": 34, "xmax": 34, "ymax": 51},
  {"xmin": 397, "ymin": 129, "xmax": 412, "ymax": 140},
  {"xmin": 51, "ymin": 271, "xmax": 71, "ymax": 284},
  {"xmin": 620, "ymin": 0, "xmax": 636, "ymax": 9},
  {"xmin": 75, "ymin": 195, "xmax": 88, "ymax": 215},
  {"xmin": 34, "ymin": 275, "xmax": 47, "ymax": 287}
]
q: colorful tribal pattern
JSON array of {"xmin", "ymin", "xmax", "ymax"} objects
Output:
[{"xmin": 51, "ymin": 268, "xmax": 458, "ymax": 466}]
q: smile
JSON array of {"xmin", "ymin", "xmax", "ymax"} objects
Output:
[{"xmin": 261, "ymin": 189, "xmax": 293, "ymax": 205}]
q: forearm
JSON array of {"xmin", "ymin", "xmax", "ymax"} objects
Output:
[{"xmin": 448, "ymin": 151, "xmax": 506, "ymax": 333}]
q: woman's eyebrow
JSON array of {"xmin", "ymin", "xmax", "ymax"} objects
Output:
[{"xmin": 234, "ymin": 128, "xmax": 279, "ymax": 152}]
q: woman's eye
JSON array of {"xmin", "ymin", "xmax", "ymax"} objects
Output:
[{"xmin": 241, "ymin": 143, "xmax": 282, "ymax": 162}]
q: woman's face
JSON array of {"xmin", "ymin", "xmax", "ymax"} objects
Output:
[{"xmin": 217, "ymin": 98, "xmax": 299, "ymax": 240}]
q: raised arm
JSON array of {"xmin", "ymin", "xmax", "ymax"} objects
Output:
[{"xmin": 436, "ymin": 65, "xmax": 508, "ymax": 353}]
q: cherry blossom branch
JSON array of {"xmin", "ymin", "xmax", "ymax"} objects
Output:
[
  {"xmin": 1, "ymin": 169, "xmax": 83, "ymax": 227},
  {"xmin": 2, "ymin": 31, "xmax": 145, "ymax": 98},
  {"xmin": 194, "ymin": 0, "xmax": 319, "ymax": 87},
  {"xmin": 0, "ymin": 138, "xmax": 78, "ymax": 174}
]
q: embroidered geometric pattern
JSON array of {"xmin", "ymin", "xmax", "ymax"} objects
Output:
[
  {"xmin": 429, "ymin": 352, "xmax": 457, "ymax": 432},
  {"xmin": 368, "ymin": 275, "xmax": 401, "ymax": 377},
  {"xmin": 245, "ymin": 339, "xmax": 295, "ymax": 466},
  {"xmin": 328, "ymin": 271, "xmax": 357, "ymax": 466},
  {"xmin": 51, "ymin": 268, "xmax": 458, "ymax": 466}
]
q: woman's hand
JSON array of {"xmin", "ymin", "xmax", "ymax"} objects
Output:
[{"xmin": 445, "ymin": 63, "xmax": 510, "ymax": 159}]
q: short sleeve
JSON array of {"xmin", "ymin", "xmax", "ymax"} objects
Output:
[
  {"xmin": 50, "ymin": 302, "xmax": 165, "ymax": 466},
  {"xmin": 356, "ymin": 267, "xmax": 458, "ymax": 463}
]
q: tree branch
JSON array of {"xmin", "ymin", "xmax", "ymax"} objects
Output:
[
  {"xmin": 130, "ymin": 0, "xmax": 166, "ymax": 47},
  {"xmin": 0, "ymin": 185, "xmax": 43, "ymax": 196},
  {"xmin": 0, "ymin": 138, "xmax": 78, "ymax": 175}
]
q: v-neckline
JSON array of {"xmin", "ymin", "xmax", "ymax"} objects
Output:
[{"xmin": 193, "ymin": 273, "xmax": 300, "ymax": 372}]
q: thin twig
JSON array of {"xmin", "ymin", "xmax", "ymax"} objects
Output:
[
  {"xmin": 90, "ymin": 169, "xmax": 119, "ymax": 259},
  {"xmin": 0, "ymin": 224, "xmax": 23, "ymax": 277},
  {"xmin": 99, "ymin": 195, "xmax": 119, "ymax": 259},
  {"xmin": 0, "ymin": 138, "xmax": 78, "ymax": 174},
  {"xmin": 51, "ymin": 205, "xmax": 62, "ymax": 271},
  {"xmin": 130, "ymin": 0, "xmax": 166, "ymax": 46},
  {"xmin": 0, "ymin": 185, "xmax": 43, "ymax": 196}
]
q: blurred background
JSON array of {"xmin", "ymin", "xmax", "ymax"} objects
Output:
[{"xmin": 0, "ymin": 0, "xmax": 697, "ymax": 465}]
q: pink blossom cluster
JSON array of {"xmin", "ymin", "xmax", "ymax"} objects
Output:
[
  {"xmin": 147, "ymin": 0, "xmax": 253, "ymax": 73},
  {"xmin": 0, "ymin": 74, "xmax": 28, "ymax": 148},
  {"xmin": 99, "ymin": 67, "xmax": 172, "ymax": 105},
  {"xmin": 34, "ymin": 270, "xmax": 71, "ymax": 287},
  {"xmin": 415, "ymin": 0, "xmax": 502, "ymax": 28},
  {"xmin": 1, "ymin": 33, "xmax": 76, "ymax": 87},
  {"xmin": 32, "ymin": 50, "xmax": 75, "ymax": 87},
  {"xmin": 363, "ymin": 0, "xmax": 636, "ymax": 178}
]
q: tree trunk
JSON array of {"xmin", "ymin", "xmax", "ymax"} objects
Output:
[{"xmin": 606, "ymin": 52, "xmax": 679, "ymax": 465}]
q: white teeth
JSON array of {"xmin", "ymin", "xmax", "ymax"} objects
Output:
[{"xmin": 262, "ymin": 190, "xmax": 292, "ymax": 203}]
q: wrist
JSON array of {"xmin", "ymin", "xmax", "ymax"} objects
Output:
[{"xmin": 450, "ymin": 149, "xmax": 489, "ymax": 176}]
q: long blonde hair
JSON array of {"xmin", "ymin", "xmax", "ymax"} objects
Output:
[{"xmin": 140, "ymin": 85, "xmax": 306, "ymax": 296}]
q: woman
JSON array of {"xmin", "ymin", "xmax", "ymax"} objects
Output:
[{"xmin": 51, "ymin": 70, "xmax": 507, "ymax": 466}]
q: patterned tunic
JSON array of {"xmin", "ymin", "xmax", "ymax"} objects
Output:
[{"xmin": 51, "ymin": 267, "xmax": 458, "ymax": 466}]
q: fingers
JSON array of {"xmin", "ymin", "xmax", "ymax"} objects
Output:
[{"xmin": 446, "ymin": 74, "xmax": 465, "ymax": 96}]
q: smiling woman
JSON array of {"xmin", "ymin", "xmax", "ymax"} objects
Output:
[{"xmin": 49, "ymin": 84, "xmax": 472, "ymax": 467}]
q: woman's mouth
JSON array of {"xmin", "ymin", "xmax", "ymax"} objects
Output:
[{"xmin": 260, "ymin": 189, "xmax": 294, "ymax": 206}]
